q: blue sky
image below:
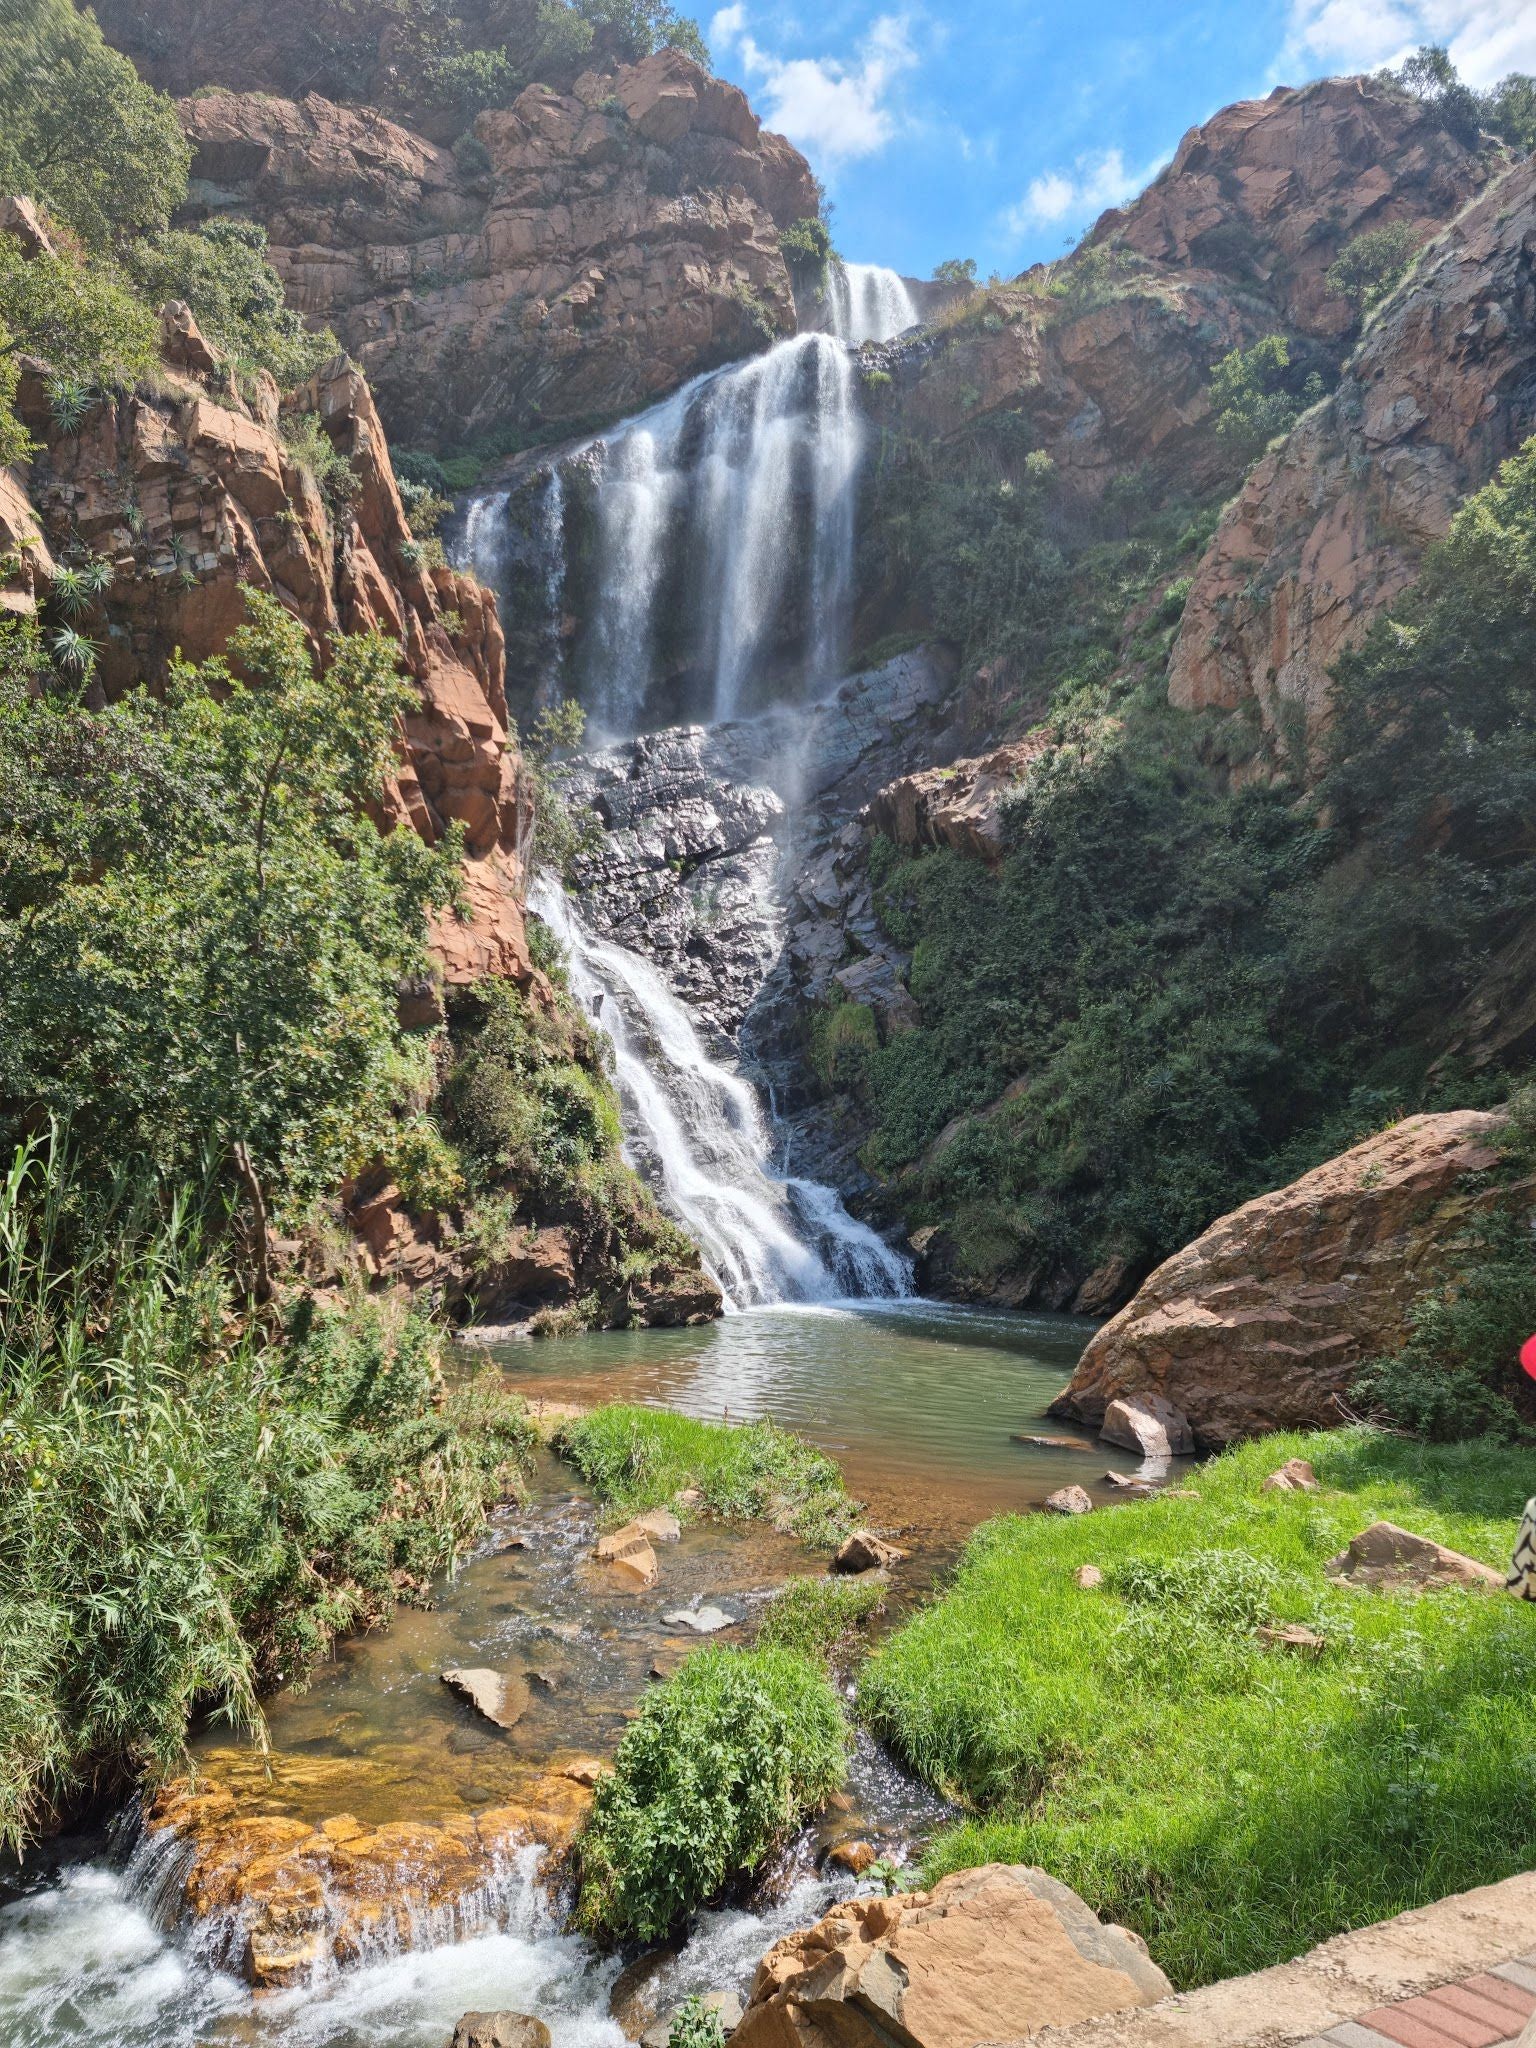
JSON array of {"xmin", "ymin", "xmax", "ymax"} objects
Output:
[{"xmin": 704, "ymin": 0, "xmax": 1536, "ymax": 278}]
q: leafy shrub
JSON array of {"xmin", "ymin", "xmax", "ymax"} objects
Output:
[
  {"xmin": 780, "ymin": 216, "xmax": 832, "ymax": 279},
  {"xmin": 575, "ymin": 1646, "xmax": 848, "ymax": 1942},
  {"xmin": 811, "ymin": 1000, "xmax": 879, "ymax": 1087},
  {"xmin": 0, "ymin": 237, "xmax": 159, "ymax": 391},
  {"xmin": 281, "ymin": 411, "xmax": 359, "ymax": 511},
  {"xmin": 667, "ymin": 1998, "xmax": 728, "ymax": 2048},
  {"xmin": 1209, "ymin": 335, "xmax": 1325, "ymax": 457},
  {"xmin": 554, "ymin": 1405, "xmax": 858, "ymax": 1547},
  {"xmin": 127, "ymin": 220, "xmax": 334, "ymax": 388}
]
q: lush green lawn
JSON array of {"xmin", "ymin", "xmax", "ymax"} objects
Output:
[
  {"xmin": 553, "ymin": 1403, "xmax": 858, "ymax": 1548},
  {"xmin": 859, "ymin": 1429, "xmax": 1536, "ymax": 1988}
]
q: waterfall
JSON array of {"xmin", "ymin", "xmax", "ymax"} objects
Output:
[
  {"xmin": 825, "ymin": 260, "xmax": 919, "ymax": 346},
  {"xmin": 578, "ymin": 330, "xmax": 862, "ymax": 734},
  {"xmin": 532, "ymin": 878, "xmax": 909, "ymax": 1310}
]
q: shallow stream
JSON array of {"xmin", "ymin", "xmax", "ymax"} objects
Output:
[{"xmin": 0, "ymin": 1304, "xmax": 1154, "ymax": 2048}]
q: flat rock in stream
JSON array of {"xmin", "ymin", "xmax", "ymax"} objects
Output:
[
  {"xmin": 634, "ymin": 1508, "xmax": 682, "ymax": 1543},
  {"xmin": 451, "ymin": 2014, "xmax": 551, "ymax": 2048},
  {"xmin": 439, "ymin": 1668, "xmax": 530, "ymax": 1730},
  {"xmin": 833, "ymin": 1530, "xmax": 909, "ymax": 1574},
  {"xmin": 595, "ymin": 1522, "xmax": 660, "ymax": 1587},
  {"xmin": 662, "ymin": 1603, "xmax": 736, "ymax": 1634},
  {"xmin": 1012, "ymin": 1434, "xmax": 1094, "ymax": 1451}
]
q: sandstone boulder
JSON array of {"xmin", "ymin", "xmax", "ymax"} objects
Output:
[
  {"xmin": 1075, "ymin": 1565, "xmax": 1105, "ymax": 1589},
  {"xmin": 1050, "ymin": 1110, "xmax": 1514, "ymax": 1447},
  {"xmin": 833, "ymin": 1531, "xmax": 909, "ymax": 1575},
  {"xmin": 596, "ymin": 1523, "xmax": 660, "ymax": 1587},
  {"xmin": 1045, "ymin": 1486, "xmax": 1094, "ymax": 1516},
  {"xmin": 825, "ymin": 1841, "xmax": 878, "ymax": 1876},
  {"xmin": 635, "ymin": 1509, "xmax": 682, "ymax": 1544},
  {"xmin": 1325, "ymin": 1521, "xmax": 1504, "ymax": 1593},
  {"xmin": 733, "ymin": 1863, "xmax": 1171, "ymax": 2048},
  {"xmin": 439, "ymin": 1668, "xmax": 530, "ymax": 1731},
  {"xmin": 1100, "ymin": 1393, "xmax": 1194, "ymax": 1460},
  {"xmin": 451, "ymin": 2014, "xmax": 551, "ymax": 2048},
  {"xmin": 1263, "ymin": 1458, "xmax": 1320, "ymax": 1494},
  {"xmin": 1258, "ymin": 1624, "xmax": 1327, "ymax": 1655}
]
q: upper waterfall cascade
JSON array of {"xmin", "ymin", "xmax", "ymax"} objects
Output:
[
  {"xmin": 825, "ymin": 260, "xmax": 919, "ymax": 346},
  {"xmin": 579, "ymin": 329, "xmax": 861, "ymax": 735}
]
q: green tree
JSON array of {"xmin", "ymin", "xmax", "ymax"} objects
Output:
[
  {"xmin": 1393, "ymin": 43, "xmax": 1484, "ymax": 148},
  {"xmin": 1485, "ymin": 73, "xmax": 1536, "ymax": 152},
  {"xmin": 934, "ymin": 256, "xmax": 978, "ymax": 286},
  {"xmin": 0, "ymin": 321, "xmax": 31, "ymax": 466},
  {"xmin": 0, "ymin": 0, "xmax": 191, "ymax": 253},
  {"xmin": 0, "ymin": 591, "xmax": 463, "ymax": 1220},
  {"xmin": 1325, "ymin": 222, "xmax": 1420, "ymax": 316},
  {"xmin": 0, "ymin": 235, "xmax": 159, "ymax": 396},
  {"xmin": 1209, "ymin": 335, "xmax": 1323, "ymax": 458},
  {"xmin": 126, "ymin": 220, "xmax": 335, "ymax": 388}
]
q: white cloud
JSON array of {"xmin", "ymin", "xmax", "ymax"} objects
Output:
[
  {"xmin": 1279, "ymin": 0, "xmax": 1536, "ymax": 88},
  {"xmin": 709, "ymin": 4, "xmax": 747, "ymax": 56},
  {"xmin": 727, "ymin": 13, "xmax": 919, "ymax": 163},
  {"xmin": 1000, "ymin": 148, "xmax": 1159, "ymax": 236}
]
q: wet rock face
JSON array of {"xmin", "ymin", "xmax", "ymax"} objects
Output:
[
  {"xmin": 1049, "ymin": 1110, "xmax": 1519, "ymax": 1448},
  {"xmin": 171, "ymin": 53, "xmax": 818, "ymax": 447},
  {"xmin": 142, "ymin": 1772, "xmax": 593, "ymax": 1990},
  {"xmin": 556, "ymin": 647, "xmax": 959, "ymax": 1052},
  {"xmin": 1167, "ymin": 156, "xmax": 1536, "ymax": 763}
]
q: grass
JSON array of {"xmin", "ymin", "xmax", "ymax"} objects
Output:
[
  {"xmin": 858, "ymin": 1428, "xmax": 1536, "ymax": 1989},
  {"xmin": 553, "ymin": 1404, "xmax": 859, "ymax": 1549},
  {"xmin": 757, "ymin": 1573, "xmax": 888, "ymax": 1663},
  {"xmin": 0, "ymin": 1134, "xmax": 537, "ymax": 1850},
  {"xmin": 574, "ymin": 1645, "xmax": 849, "ymax": 1945}
]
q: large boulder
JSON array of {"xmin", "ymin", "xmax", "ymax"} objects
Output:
[
  {"xmin": 732, "ymin": 1864, "xmax": 1171, "ymax": 2048},
  {"xmin": 1100, "ymin": 1393, "xmax": 1194, "ymax": 1460},
  {"xmin": 1050, "ymin": 1110, "xmax": 1516, "ymax": 1448},
  {"xmin": 451, "ymin": 2015, "xmax": 551, "ymax": 2048},
  {"xmin": 1325, "ymin": 1521, "xmax": 1504, "ymax": 1593}
]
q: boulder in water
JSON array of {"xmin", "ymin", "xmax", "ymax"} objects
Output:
[
  {"xmin": 450, "ymin": 2015, "xmax": 552, "ymax": 2048},
  {"xmin": 832, "ymin": 1531, "xmax": 908, "ymax": 1574},
  {"xmin": 662, "ymin": 1603, "xmax": 736, "ymax": 1634},
  {"xmin": 1044, "ymin": 1486, "xmax": 1093, "ymax": 1516},
  {"xmin": 438, "ymin": 1668, "xmax": 529, "ymax": 1731},
  {"xmin": 1100, "ymin": 1393, "xmax": 1195, "ymax": 1460},
  {"xmin": 734, "ymin": 1863, "xmax": 1171, "ymax": 2048},
  {"xmin": 595, "ymin": 1523, "xmax": 661, "ymax": 1586},
  {"xmin": 635, "ymin": 1508, "xmax": 682, "ymax": 1543}
]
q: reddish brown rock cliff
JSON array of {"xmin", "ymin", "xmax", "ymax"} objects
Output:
[
  {"xmin": 1167, "ymin": 156, "xmax": 1536, "ymax": 759},
  {"xmin": 173, "ymin": 53, "xmax": 817, "ymax": 445},
  {"xmin": 882, "ymin": 79, "xmax": 1492, "ymax": 500},
  {"xmin": 1049, "ymin": 1110, "xmax": 1520, "ymax": 1447}
]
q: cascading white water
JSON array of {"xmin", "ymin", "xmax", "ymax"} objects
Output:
[
  {"xmin": 533, "ymin": 878, "xmax": 909, "ymax": 1310},
  {"xmin": 582, "ymin": 330, "xmax": 862, "ymax": 733},
  {"xmin": 824, "ymin": 260, "xmax": 919, "ymax": 346}
]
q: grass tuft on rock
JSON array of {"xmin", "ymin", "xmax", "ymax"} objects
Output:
[
  {"xmin": 858, "ymin": 1428, "xmax": 1536, "ymax": 1989},
  {"xmin": 574, "ymin": 1645, "xmax": 849, "ymax": 1944},
  {"xmin": 757, "ymin": 1573, "xmax": 888, "ymax": 1663},
  {"xmin": 554, "ymin": 1404, "xmax": 858, "ymax": 1548}
]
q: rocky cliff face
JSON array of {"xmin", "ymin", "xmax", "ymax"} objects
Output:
[
  {"xmin": 1168, "ymin": 154, "xmax": 1536, "ymax": 758},
  {"xmin": 1049, "ymin": 1110, "xmax": 1519, "ymax": 1446},
  {"xmin": 172, "ymin": 52, "xmax": 817, "ymax": 447},
  {"xmin": 871, "ymin": 80, "xmax": 1492, "ymax": 503},
  {"xmin": 6, "ymin": 300, "xmax": 533, "ymax": 988}
]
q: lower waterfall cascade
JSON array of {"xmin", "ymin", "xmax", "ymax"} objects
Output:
[{"xmin": 532, "ymin": 878, "xmax": 910, "ymax": 1310}]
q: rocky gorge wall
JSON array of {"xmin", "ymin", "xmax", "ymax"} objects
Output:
[{"xmin": 169, "ymin": 51, "xmax": 818, "ymax": 449}]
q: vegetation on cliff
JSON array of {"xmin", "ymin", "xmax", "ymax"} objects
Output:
[
  {"xmin": 575, "ymin": 1644, "xmax": 848, "ymax": 1943},
  {"xmin": 860, "ymin": 1429, "xmax": 1536, "ymax": 1987},
  {"xmin": 837, "ymin": 424, "xmax": 1536, "ymax": 1328}
]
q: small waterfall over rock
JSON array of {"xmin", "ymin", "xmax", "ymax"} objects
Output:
[
  {"xmin": 824, "ymin": 260, "xmax": 919, "ymax": 346},
  {"xmin": 533, "ymin": 878, "xmax": 909, "ymax": 1308}
]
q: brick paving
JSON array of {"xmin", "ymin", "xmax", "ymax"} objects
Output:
[{"xmin": 1300, "ymin": 1956, "xmax": 1536, "ymax": 2048}]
